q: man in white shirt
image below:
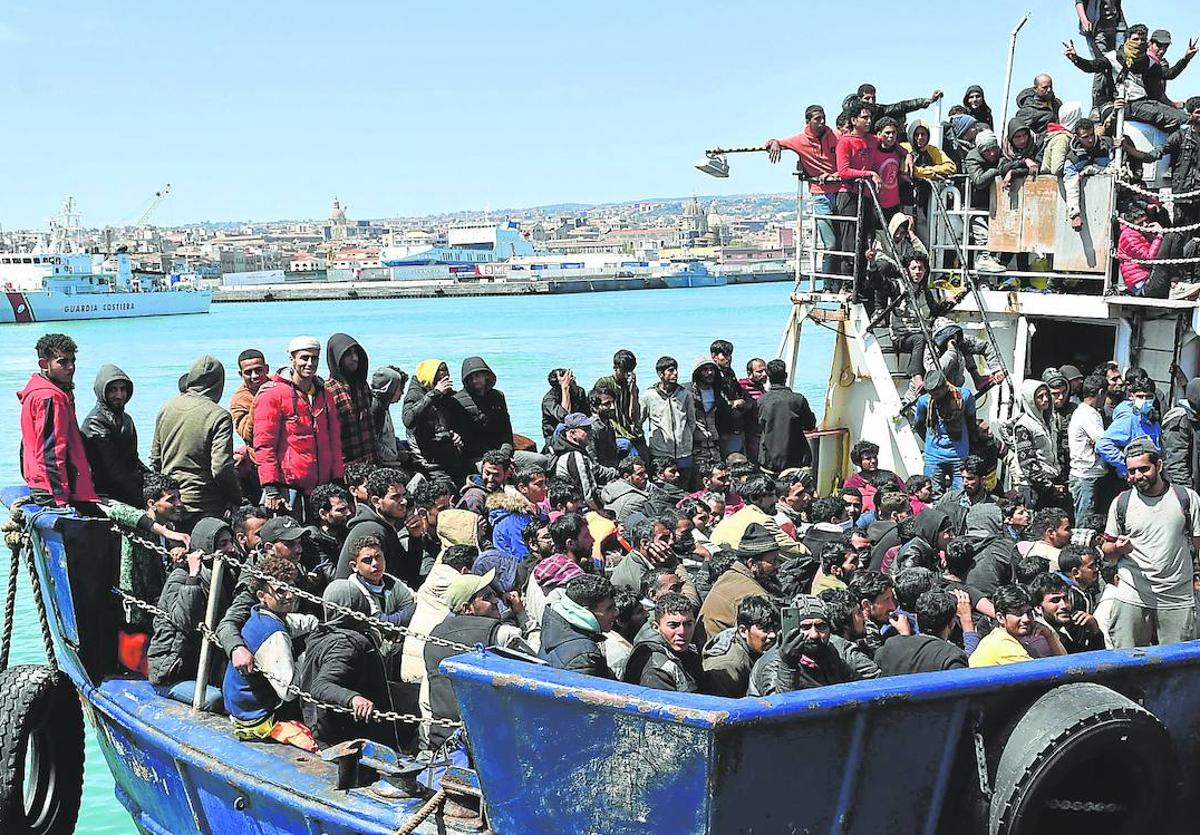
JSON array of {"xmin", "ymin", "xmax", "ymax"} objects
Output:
[
  {"xmin": 1101, "ymin": 439, "xmax": 1200, "ymax": 648},
  {"xmin": 1068, "ymin": 372, "xmax": 1109, "ymax": 520}
]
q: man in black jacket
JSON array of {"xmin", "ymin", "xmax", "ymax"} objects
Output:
[
  {"xmin": 875, "ymin": 589, "xmax": 972, "ymax": 676},
  {"xmin": 300, "ymin": 578, "xmax": 398, "ymax": 750},
  {"xmin": 1162, "ymin": 377, "xmax": 1200, "ymax": 492},
  {"xmin": 454, "ymin": 356, "xmax": 515, "ymax": 465},
  {"xmin": 82, "ymin": 363, "xmax": 151, "ymax": 506},
  {"xmin": 1145, "ymin": 98, "xmax": 1200, "ymax": 227},
  {"xmin": 333, "ymin": 467, "xmax": 429, "ymax": 587},
  {"xmin": 757, "ymin": 359, "xmax": 816, "ymax": 474},
  {"xmin": 538, "ymin": 574, "xmax": 617, "ymax": 679},
  {"xmin": 541, "ymin": 367, "xmax": 590, "ymax": 442},
  {"xmin": 1031, "ymin": 572, "xmax": 1105, "ymax": 653},
  {"xmin": 748, "ymin": 593, "xmax": 855, "ymax": 695}
]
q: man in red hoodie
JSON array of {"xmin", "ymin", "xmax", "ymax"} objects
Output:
[{"xmin": 18, "ymin": 333, "xmax": 99, "ymax": 507}]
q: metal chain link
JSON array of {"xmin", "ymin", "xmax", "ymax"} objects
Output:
[
  {"xmin": 1117, "ymin": 178, "xmax": 1200, "ymax": 201},
  {"xmin": 112, "ymin": 586, "xmax": 463, "ymax": 730},
  {"xmin": 113, "ymin": 525, "xmax": 472, "ymax": 653},
  {"xmin": 1115, "ymin": 255, "xmax": 1200, "ymax": 265},
  {"xmin": 1043, "ymin": 798, "xmax": 1127, "ymax": 814},
  {"xmin": 1116, "ymin": 215, "xmax": 1200, "ymax": 233}
]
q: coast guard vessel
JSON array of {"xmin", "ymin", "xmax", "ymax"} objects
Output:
[{"xmin": 1, "ymin": 197, "xmax": 210, "ymax": 325}]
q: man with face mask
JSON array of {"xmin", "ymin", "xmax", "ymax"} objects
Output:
[
  {"xmin": 1102, "ymin": 438, "xmax": 1200, "ymax": 647},
  {"xmin": 1096, "ymin": 374, "xmax": 1162, "ymax": 479}
]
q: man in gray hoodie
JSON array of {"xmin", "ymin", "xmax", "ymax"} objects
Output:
[{"xmin": 150, "ymin": 355, "xmax": 241, "ymax": 529}]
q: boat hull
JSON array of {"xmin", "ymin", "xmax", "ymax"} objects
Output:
[
  {"xmin": 660, "ymin": 274, "xmax": 728, "ymax": 288},
  {"xmin": 0, "ymin": 289, "xmax": 211, "ymax": 323}
]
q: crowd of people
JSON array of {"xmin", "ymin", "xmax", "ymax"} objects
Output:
[
  {"xmin": 12, "ymin": 5, "xmax": 1200, "ymax": 802},
  {"xmin": 764, "ymin": 11, "xmax": 1200, "ymax": 298},
  {"xmin": 17, "ymin": 313, "xmax": 1200, "ymax": 785}
]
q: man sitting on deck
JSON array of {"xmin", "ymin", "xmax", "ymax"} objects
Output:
[{"xmin": 969, "ymin": 585, "xmax": 1067, "ymax": 667}]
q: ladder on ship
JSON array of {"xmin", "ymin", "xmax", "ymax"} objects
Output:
[{"xmin": 781, "ymin": 180, "xmax": 1016, "ymax": 484}]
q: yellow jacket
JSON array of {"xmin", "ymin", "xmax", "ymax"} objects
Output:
[{"xmin": 902, "ymin": 140, "xmax": 957, "ymax": 179}]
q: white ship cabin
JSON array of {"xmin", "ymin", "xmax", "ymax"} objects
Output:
[
  {"xmin": 0, "ymin": 252, "xmax": 133, "ymax": 293},
  {"xmin": 775, "ymin": 119, "xmax": 1200, "ymax": 492}
]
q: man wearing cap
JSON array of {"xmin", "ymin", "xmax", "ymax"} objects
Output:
[
  {"xmin": 253, "ymin": 337, "xmax": 344, "ymax": 519},
  {"xmin": 1145, "ymin": 30, "xmax": 1198, "ymax": 109},
  {"xmin": 215, "ymin": 514, "xmax": 312, "ymax": 677},
  {"xmin": 424, "ymin": 569, "xmax": 534, "ymax": 751},
  {"xmin": 963, "ymin": 129, "xmax": 1008, "ymax": 276},
  {"xmin": 150, "ymin": 354, "xmax": 241, "ymax": 529},
  {"xmin": 1058, "ymin": 364, "xmax": 1085, "ymax": 402},
  {"xmin": 1043, "ymin": 367, "xmax": 1076, "ymax": 477},
  {"xmin": 748, "ymin": 594, "xmax": 854, "ymax": 695},
  {"xmin": 913, "ymin": 369, "xmax": 977, "ymax": 493},
  {"xmin": 1101, "ymin": 439, "xmax": 1200, "ymax": 647},
  {"xmin": 699, "ymin": 523, "xmax": 781, "ymax": 642},
  {"xmin": 547, "ymin": 412, "xmax": 617, "ymax": 509}
]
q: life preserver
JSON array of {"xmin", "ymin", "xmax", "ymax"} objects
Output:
[
  {"xmin": 0, "ymin": 665, "xmax": 85, "ymax": 835},
  {"xmin": 989, "ymin": 682, "xmax": 1177, "ymax": 835}
]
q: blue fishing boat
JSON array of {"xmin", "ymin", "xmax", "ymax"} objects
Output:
[{"xmin": 0, "ymin": 485, "xmax": 1195, "ymax": 834}]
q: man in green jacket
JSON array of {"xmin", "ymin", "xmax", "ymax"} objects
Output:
[{"xmin": 150, "ymin": 354, "xmax": 241, "ymax": 530}]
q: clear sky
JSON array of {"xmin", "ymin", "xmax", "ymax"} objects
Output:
[{"xmin": 1, "ymin": 1, "xmax": 1198, "ymax": 229}]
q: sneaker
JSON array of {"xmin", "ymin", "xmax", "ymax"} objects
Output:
[{"xmin": 975, "ymin": 253, "xmax": 1007, "ymax": 274}]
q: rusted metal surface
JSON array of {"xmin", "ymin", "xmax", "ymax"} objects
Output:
[{"xmin": 987, "ymin": 177, "xmax": 1111, "ymax": 273}]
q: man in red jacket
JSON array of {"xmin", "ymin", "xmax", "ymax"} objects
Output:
[
  {"xmin": 253, "ymin": 336, "xmax": 344, "ymax": 519},
  {"xmin": 18, "ymin": 333, "xmax": 99, "ymax": 507}
]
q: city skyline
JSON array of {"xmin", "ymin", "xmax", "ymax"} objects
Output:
[{"xmin": 2, "ymin": 1, "xmax": 1199, "ymax": 228}]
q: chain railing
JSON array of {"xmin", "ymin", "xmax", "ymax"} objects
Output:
[
  {"xmin": 114, "ymin": 525, "xmax": 472, "ymax": 653},
  {"xmin": 111, "ymin": 584, "xmax": 463, "ymax": 730}
]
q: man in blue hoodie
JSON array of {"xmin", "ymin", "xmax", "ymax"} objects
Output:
[{"xmin": 1096, "ymin": 374, "xmax": 1161, "ymax": 478}]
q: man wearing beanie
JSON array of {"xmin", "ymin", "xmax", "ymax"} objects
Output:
[
  {"xmin": 747, "ymin": 593, "xmax": 854, "ymax": 695},
  {"xmin": 699, "ymin": 523, "xmax": 781, "ymax": 643},
  {"xmin": 253, "ymin": 336, "xmax": 344, "ymax": 520},
  {"xmin": 963, "ymin": 128, "xmax": 1008, "ymax": 276}
]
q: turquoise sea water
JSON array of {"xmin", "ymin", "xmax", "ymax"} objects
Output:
[{"xmin": 0, "ymin": 283, "xmax": 833, "ymax": 833}]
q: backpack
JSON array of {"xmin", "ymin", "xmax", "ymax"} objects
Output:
[{"xmin": 1113, "ymin": 484, "xmax": 1194, "ymax": 537}]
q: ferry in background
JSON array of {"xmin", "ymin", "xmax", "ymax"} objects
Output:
[{"xmin": 0, "ymin": 251, "xmax": 211, "ymax": 324}]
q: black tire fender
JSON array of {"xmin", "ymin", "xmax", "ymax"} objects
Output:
[
  {"xmin": 0, "ymin": 665, "xmax": 85, "ymax": 835},
  {"xmin": 989, "ymin": 681, "xmax": 1177, "ymax": 835}
]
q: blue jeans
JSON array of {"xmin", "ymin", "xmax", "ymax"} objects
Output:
[
  {"xmin": 924, "ymin": 459, "xmax": 962, "ymax": 493},
  {"xmin": 809, "ymin": 192, "xmax": 836, "ymax": 276},
  {"xmin": 154, "ymin": 680, "xmax": 224, "ymax": 712},
  {"xmin": 1069, "ymin": 476, "xmax": 1099, "ymax": 523}
]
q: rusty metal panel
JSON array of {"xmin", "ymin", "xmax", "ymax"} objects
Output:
[
  {"xmin": 987, "ymin": 176, "xmax": 1112, "ymax": 273},
  {"xmin": 1019, "ymin": 178, "xmax": 1061, "ymax": 251},
  {"xmin": 1054, "ymin": 175, "xmax": 1113, "ymax": 272},
  {"xmin": 988, "ymin": 182, "xmax": 1023, "ymax": 250}
]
